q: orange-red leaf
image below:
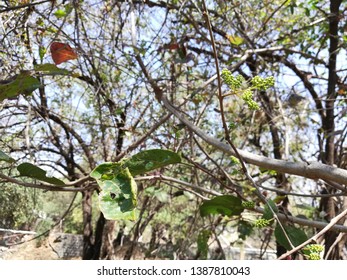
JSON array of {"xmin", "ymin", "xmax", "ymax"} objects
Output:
[
  {"xmin": 50, "ymin": 42, "xmax": 78, "ymax": 65},
  {"xmin": 162, "ymin": 43, "xmax": 180, "ymax": 50}
]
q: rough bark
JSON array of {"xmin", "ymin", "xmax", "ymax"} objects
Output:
[
  {"xmin": 82, "ymin": 190, "xmax": 94, "ymax": 260},
  {"xmin": 321, "ymin": 0, "xmax": 343, "ymax": 259}
]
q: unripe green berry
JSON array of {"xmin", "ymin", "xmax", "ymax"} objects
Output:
[
  {"xmin": 254, "ymin": 218, "xmax": 270, "ymax": 228},
  {"xmin": 308, "ymin": 253, "xmax": 321, "ymax": 260},
  {"xmin": 242, "ymin": 201, "xmax": 255, "ymax": 209}
]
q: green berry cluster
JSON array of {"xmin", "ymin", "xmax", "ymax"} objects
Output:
[
  {"xmin": 302, "ymin": 244, "xmax": 324, "ymax": 260},
  {"xmin": 251, "ymin": 76, "xmax": 275, "ymax": 91},
  {"xmin": 307, "ymin": 253, "xmax": 321, "ymax": 260},
  {"xmin": 221, "ymin": 69, "xmax": 275, "ymax": 111},
  {"xmin": 241, "ymin": 89, "xmax": 260, "ymax": 110},
  {"xmin": 242, "ymin": 201, "xmax": 255, "ymax": 209},
  {"xmin": 254, "ymin": 218, "xmax": 270, "ymax": 228},
  {"xmin": 304, "ymin": 244, "xmax": 324, "ymax": 253},
  {"xmin": 221, "ymin": 69, "xmax": 245, "ymax": 90}
]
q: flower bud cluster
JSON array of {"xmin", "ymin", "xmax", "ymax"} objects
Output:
[
  {"xmin": 254, "ymin": 218, "xmax": 270, "ymax": 228},
  {"xmin": 221, "ymin": 69, "xmax": 274, "ymax": 111}
]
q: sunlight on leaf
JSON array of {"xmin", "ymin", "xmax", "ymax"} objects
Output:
[
  {"xmin": 91, "ymin": 163, "xmax": 138, "ymax": 221},
  {"xmin": 226, "ymin": 35, "xmax": 244, "ymax": 46},
  {"xmin": 90, "ymin": 149, "xmax": 181, "ymax": 221},
  {"xmin": 54, "ymin": 9, "xmax": 67, "ymax": 19},
  {"xmin": 122, "ymin": 149, "xmax": 181, "ymax": 176}
]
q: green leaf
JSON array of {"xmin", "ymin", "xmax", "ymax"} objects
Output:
[
  {"xmin": 90, "ymin": 149, "xmax": 180, "ymax": 221},
  {"xmin": 197, "ymin": 230, "xmax": 211, "ymax": 259},
  {"xmin": 54, "ymin": 9, "xmax": 67, "ymax": 18},
  {"xmin": 238, "ymin": 220, "xmax": 253, "ymax": 240},
  {"xmin": 0, "ymin": 72, "xmax": 40, "ymax": 101},
  {"xmin": 226, "ymin": 35, "xmax": 244, "ymax": 46},
  {"xmin": 262, "ymin": 199, "xmax": 279, "ymax": 220},
  {"xmin": 91, "ymin": 163, "xmax": 138, "ymax": 221},
  {"xmin": 90, "ymin": 162, "xmax": 122, "ymax": 180},
  {"xmin": 64, "ymin": 3, "xmax": 73, "ymax": 14},
  {"xmin": 17, "ymin": 163, "xmax": 65, "ymax": 185},
  {"xmin": 39, "ymin": 46, "xmax": 47, "ymax": 61},
  {"xmin": 34, "ymin": 64, "xmax": 70, "ymax": 75},
  {"xmin": 259, "ymin": 168, "xmax": 277, "ymax": 176},
  {"xmin": 122, "ymin": 149, "xmax": 181, "ymax": 176},
  {"xmin": 0, "ymin": 150, "xmax": 15, "ymax": 163},
  {"xmin": 275, "ymin": 224, "xmax": 308, "ymax": 251},
  {"xmin": 99, "ymin": 192, "xmax": 138, "ymax": 221},
  {"xmin": 200, "ymin": 195, "xmax": 244, "ymax": 217}
]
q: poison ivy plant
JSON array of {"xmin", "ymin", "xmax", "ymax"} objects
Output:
[
  {"xmin": 0, "ymin": 64, "xmax": 71, "ymax": 102},
  {"xmin": 274, "ymin": 224, "xmax": 308, "ymax": 251},
  {"xmin": 0, "ymin": 72, "xmax": 40, "ymax": 101},
  {"xmin": 34, "ymin": 63, "xmax": 71, "ymax": 75},
  {"xmin": 17, "ymin": 163, "xmax": 65, "ymax": 185},
  {"xmin": 122, "ymin": 149, "xmax": 182, "ymax": 176},
  {"xmin": 90, "ymin": 149, "xmax": 182, "ymax": 221},
  {"xmin": 0, "ymin": 150, "xmax": 15, "ymax": 163},
  {"xmin": 199, "ymin": 195, "xmax": 244, "ymax": 217},
  {"xmin": 262, "ymin": 199, "xmax": 279, "ymax": 220}
]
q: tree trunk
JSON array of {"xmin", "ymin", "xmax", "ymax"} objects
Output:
[
  {"xmin": 82, "ymin": 190, "xmax": 94, "ymax": 259},
  {"xmin": 100, "ymin": 220, "xmax": 116, "ymax": 259},
  {"xmin": 92, "ymin": 212, "xmax": 106, "ymax": 259},
  {"xmin": 320, "ymin": 0, "xmax": 342, "ymax": 259}
]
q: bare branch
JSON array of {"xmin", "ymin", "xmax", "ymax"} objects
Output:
[
  {"xmin": 0, "ymin": 172, "xmax": 94, "ymax": 192},
  {"xmin": 160, "ymin": 94, "xmax": 347, "ymax": 185}
]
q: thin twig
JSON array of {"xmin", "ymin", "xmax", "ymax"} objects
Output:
[
  {"xmin": 259, "ymin": 184, "xmax": 347, "ymax": 198},
  {"xmin": 201, "ymin": 0, "xmax": 229, "ymax": 143},
  {"xmin": 135, "ymin": 175, "xmax": 222, "ymax": 197},
  {"xmin": 0, "ymin": 172, "xmax": 94, "ymax": 192},
  {"xmin": 0, "ymin": 0, "xmax": 51, "ymax": 13},
  {"xmin": 114, "ymin": 113, "xmax": 172, "ymax": 161},
  {"xmin": 253, "ymin": 0, "xmax": 289, "ymax": 39},
  {"xmin": 324, "ymin": 231, "xmax": 346, "ymax": 259}
]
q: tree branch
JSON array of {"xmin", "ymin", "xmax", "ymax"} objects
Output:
[
  {"xmin": 160, "ymin": 93, "xmax": 347, "ymax": 185},
  {"xmin": 0, "ymin": 172, "xmax": 94, "ymax": 192}
]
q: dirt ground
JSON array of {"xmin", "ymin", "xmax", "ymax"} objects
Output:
[
  {"xmin": 0, "ymin": 234, "xmax": 81, "ymax": 260},
  {"xmin": 1, "ymin": 241, "xmax": 57, "ymax": 260},
  {"xmin": 0, "ymin": 233, "xmax": 147, "ymax": 260}
]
